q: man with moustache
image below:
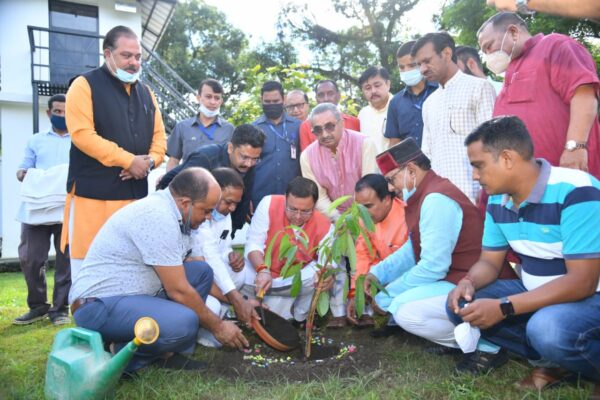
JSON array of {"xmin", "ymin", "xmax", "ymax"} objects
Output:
[
  {"xmin": 284, "ymin": 89, "xmax": 310, "ymax": 122},
  {"xmin": 358, "ymin": 67, "xmax": 393, "ymax": 153}
]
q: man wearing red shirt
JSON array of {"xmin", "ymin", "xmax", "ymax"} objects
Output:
[
  {"xmin": 478, "ymin": 12, "xmax": 600, "ymax": 178},
  {"xmin": 299, "ymin": 80, "xmax": 360, "ymax": 151}
]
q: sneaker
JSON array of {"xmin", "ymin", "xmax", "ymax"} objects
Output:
[
  {"xmin": 13, "ymin": 307, "xmax": 49, "ymax": 325},
  {"xmin": 424, "ymin": 345, "xmax": 462, "ymax": 356},
  {"xmin": 50, "ymin": 313, "xmax": 71, "ymax": 326},
  {"xmin": 455, "ymin": 349, "xmax": 509, "ymax": 375}
]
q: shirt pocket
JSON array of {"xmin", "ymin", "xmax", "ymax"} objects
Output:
[
  {"xmin": 506, "ymin": 69, "xmax": 537, "ymax": 104},
  {"xmin": 448, "ymin": 105, "xmax": 477, "ymax": 137}
]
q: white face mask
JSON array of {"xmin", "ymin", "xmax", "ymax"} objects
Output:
[
  {"xmin": 483, "ymin": 30, "xmax": 516, "ymax": 75},
  {"xmin": 400, "ymin": 68, "xmax": 423, "ymax": 87},
  {"xmin": 199, "ymin": 103, "xmax": 220, "ymax": 118},
  {"xmin": 107, "ymin": 52, "xmax": 141, "ymax": 83}
]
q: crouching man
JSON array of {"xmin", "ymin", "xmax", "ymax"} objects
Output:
[
  {"xmin": 447, "ymin": 116, "xmax": 600, "ymax": 394},
  {"xmin": 243, "ymin": 177, "xmax": 347, "ymax": 326},
  {"xmin": 69, "ymin": 168, "xmax": 250, "ymax": 374}
]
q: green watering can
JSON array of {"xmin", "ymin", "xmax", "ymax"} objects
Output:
[{"xmin": 44, "ymin": 317, "xmax": 159, "ymax": 400}]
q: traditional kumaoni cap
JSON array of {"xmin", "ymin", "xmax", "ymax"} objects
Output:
[{"xmin": 376, "ymin": 137, "xmax": 424, "ymax": 175}]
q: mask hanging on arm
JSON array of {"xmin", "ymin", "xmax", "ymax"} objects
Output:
[
  {"xmin": 199, "ymin": 104, "xmax": 220, "ymax": 118},
  {"xmin": 263, "ymin": 103, "xmax": 284, "ymax": 120},
  {"xmin": 50, "ymin": 115, "xmax": 67, "ymax": 131},
  {"xmin": 400, "ymin": 69, "xmax": 423, "ymax": 87},
  {"xmin": 402, "ymin": 169, "xmax": 417, "ymax": 201},
  {"xmin": 483, "ymin": 30, "xmax": 516, "ymax": 75}
]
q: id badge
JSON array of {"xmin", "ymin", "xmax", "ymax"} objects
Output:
[{"xmin": 290, "ymin": 143, "xmax": 297, "ymax": 160}]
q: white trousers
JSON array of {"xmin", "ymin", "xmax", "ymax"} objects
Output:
[
  {"xmin": 197, "ymin": 295, "xmax": 225, "ymax": 348},
  {"xmin": 393, "ymin": 294, "xmax": 460, "ymax": 349}
]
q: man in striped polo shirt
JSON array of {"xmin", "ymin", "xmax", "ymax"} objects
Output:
[{"xmin": 447, "ymin": 116, "xmax": 600, "ymax": 395}]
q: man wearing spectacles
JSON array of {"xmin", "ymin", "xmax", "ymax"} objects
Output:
[
  {"xmin": 242, "ymin": 177, "xmax": 346, "ymax": 324},
  {"xmin": 284, "ymin": 90, "xmax": 310, "ymax": 122},
  {"xmin": 298, "ymin": 80, "xmax": 361, "ymax": 151},
  {"xmin": 157, "ymin": 124, "xmax": 265, "ymax": 235},
  {"xmin": 300, "ymin": 103, "xmax": 378, "ymax": 221}
]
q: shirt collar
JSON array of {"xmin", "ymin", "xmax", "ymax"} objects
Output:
[
  {"xmin": 501, "ymin": 158, "xmax": 551, "ymax": 208},
  {"xmin": 192, "ymin": 115, "xmax": 223, "ymax": 127},
  {"xmin": 440, "ymin": 69, "xmax": 462, "ymax": 89},
  {"xmin": 47, "ymin": 129, "xmax": 70, "ymax": 138},
  {"xmin": 256, "ymin": 112, "xmax": 293, "ymax": 125},
  {"xmin": 401, "ymin": 80, "xmax": 438, "ymax": 98},
  {"xmin": 517, "ymin": 33, "xmax": 544, "ymax": 61},
  {"xmin": 368, "ymin": 95, "xmax": 392, "ymax": 113}
]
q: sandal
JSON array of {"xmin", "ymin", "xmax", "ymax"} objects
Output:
[
  {"xmin": 455, "ymin": 349, "xmax": 509, "ymax": 375},
  {"xmin": 515, "ymin": 367, "xmax": 574, "ymax": 391}
]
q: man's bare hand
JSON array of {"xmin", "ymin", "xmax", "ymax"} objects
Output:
[
  {"xmin": 213, "ymin": 320, "xmax": 249, "ymax": 350},
  {"xmin": 447, "ymin": 278, "xmax": 476, "ymax": 314},
  {"xmin": 233, "ymin": 298, "xmax": 259, "ymax": 325},
  {"xmin": 486, "ymin": 0, "xmax": 517, "ymax": 11},
  {"xmin": 560, "ymin": 149, "xmax": 588, "ymax": 172},
  {"xmin": 457, "ymin": 299, "xmax": 504, "ymax": 329},
  {"xmin": 255, "ymin": 271, "xmax": 272, "ymax": 294},
  {"xmin": 229, "ymin": 252, "xmax": 245, "ymax": 272},
  {"xmin": 346, "ymin": 299, "xmax": 358, "ymax": 325},
  {"xmin": 128, "ymin": 155, "xmax": 152, "ymax": 179},
  {"xmin": 16, "ymin": 169, "xmax": 27, "ymax": 182}
]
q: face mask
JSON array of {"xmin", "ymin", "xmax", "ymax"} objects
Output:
[
  {"xmin": 484, "ymin": 30, "xmax": 515, "ymax": 75},
  {"xmin": 211, "ymin": 208, "xmax": 227, "ymax": 222},
  {"xmin": 180, "ymin": 203, "xmax": 194, "ymax": 236},
  {"xmin": 400, "ymin": 69, "xmax": 423, "ymax": 87},
  {"xmin": 107, "ymin": 52, "xmax": 141, "ymax": 83},
  {"xmin": 199, "ymin": 103, "xmax": 220, "ymax": 118},
  {"xmin": 402, "ymin": 169, "xmax": 417, "ymax": 201},
  {"xmin": 50, "ymin": 115, "xmax": 67, "ymax": 131},
  {"xmin": 263, "ymin": 103, "xmax": 284, "ymax": 120}
]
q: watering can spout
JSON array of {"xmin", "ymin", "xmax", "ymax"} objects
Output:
[{"xmin": 45, "ymin": 317, "xmax": 159, "ymax": 400}]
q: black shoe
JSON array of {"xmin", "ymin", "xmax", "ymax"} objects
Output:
[
  {"xmin": 369, "ymin": 325, "xmax": 403, "ymax": 338},
  {"xmin": 159, "ymin": 354, "xmax": 209, "ymax": 371},
  {"xmin": 13, "ymin": 307, "xmax": 49, "ymax": 325},
  {"xmin": 49, "ymin": 312, "xmax": 71, "ymax": 326},
  {"xmin": 424, "ymin": 345, "xmax": 462, "ymax": 356},
  {"xmin": 455, "ymin": 349, "xmax": 509, "ymax": 375}
]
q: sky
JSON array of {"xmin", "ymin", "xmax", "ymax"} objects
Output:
[{"xmin": 204, "ymin": 0, "xmax": 446, "ymax": 62}]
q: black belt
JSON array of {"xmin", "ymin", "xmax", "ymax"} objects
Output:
[{"xmin": 70, "ymin": 297, "xmax": 97, "ymax": 315}]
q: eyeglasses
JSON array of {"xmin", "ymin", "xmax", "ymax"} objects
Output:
[
  {"xmin": 311, "ymin": 121, "xmax": 338, "ymax": 135},
  {"xmin": 285, "ymin": 102, "xmax": 306, "ymax": 111},
  {"xmin": 236, "ymin": 151, "xmax": 261, "ymax": 164},
  {"xmin": 285, "ymin": 205, "xmax": 314, "ymax": 216},
  {"xmin": 385, "ymin": 169, "xmax": 402, "ymax": 184}
]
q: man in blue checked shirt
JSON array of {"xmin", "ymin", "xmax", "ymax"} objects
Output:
[
  {"xmin": 14, "ymin": 94, "xmax": 71, "ymax": 326},
  {"xmin": 447, "ymin": 116, "xmax": 600, "ymax": 396}
]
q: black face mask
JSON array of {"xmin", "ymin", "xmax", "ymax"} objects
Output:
[{"xmin": 263, "ymin": 103, "xmax": 284, "ymax": 120}]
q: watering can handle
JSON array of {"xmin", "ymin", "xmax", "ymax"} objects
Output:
[{"xmin": 69, "ymin": 328, "xmax": 106, "ymax": 355}]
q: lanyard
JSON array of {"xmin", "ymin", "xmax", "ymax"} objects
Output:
[
  {"xmin": 198, "ymin": 123, "xmax": 218, "ymax": 140},
  {"xmin": 268, "ymin": 120, "xmax": 294, "ymax": 143}
]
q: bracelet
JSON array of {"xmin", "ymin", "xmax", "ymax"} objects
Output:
[{"xmin": 255, "ymin": 263, "xmax": 268, "ymax": 273}]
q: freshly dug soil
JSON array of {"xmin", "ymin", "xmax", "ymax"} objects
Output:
[
  {"xmin": 201, "ymin": 325, "xmax": 401, "ymax": 382},
  {"xmin": 255, "ymin": 307, "xmax": 300, "ymax": 349}
]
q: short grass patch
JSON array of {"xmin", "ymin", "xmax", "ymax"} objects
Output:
[{"xmin": 0, "ymin": 271, "xmax": 595, "ymax": 399}]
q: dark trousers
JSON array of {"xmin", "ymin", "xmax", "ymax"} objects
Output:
[{"xmin": 18, "ymin": 223, "xmax": 71, "ymax": 316}]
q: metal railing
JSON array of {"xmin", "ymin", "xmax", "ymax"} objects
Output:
[{"xmin": 26, "ymin": 25, "xmax": 195, "ymax": 134}]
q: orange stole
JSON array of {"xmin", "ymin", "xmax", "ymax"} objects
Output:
[{"xmin": 265, "ymin": 195, "xmax": 331, "ymax": 278}]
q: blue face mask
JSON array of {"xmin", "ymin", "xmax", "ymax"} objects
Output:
[
  {"xmin": 400, "ymin": 68, "xmax": 423, "ymax": 87},
  {"xmin": 211, "ymin": 209, "xmax": 227, "ymax": 222},
  {"xmin": 402, "ymin": 169, "xmax": 417, "ymax": 201},
  {"xmin": 107, "ymin": 52, "xmax": 141, "ymax": 83},
  {"xmin": 50, "ymin": 114, "xmax": 67, "ymax": 131}
]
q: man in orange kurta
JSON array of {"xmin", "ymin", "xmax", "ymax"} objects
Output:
[
  {"xmin": 61, "ymin": 26, "xmax": 166, "ymax": 274},
  {"xmin": 347, "ymin": 174, "xmax": 408, "ymax": 326}
]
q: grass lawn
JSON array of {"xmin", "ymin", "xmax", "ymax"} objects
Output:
[{"xmin": 0, "ymin": 270, "xmax": 595, "ymax": 399}]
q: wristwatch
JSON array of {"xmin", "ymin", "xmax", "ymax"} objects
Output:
[
  {"xmin": 148, "ymin": 158, "xmax": 155, "ymax": 171},
  {"xmin": 564, "ymin": 140, "xmax": 587, "ymax": 151},
  {"xmin": 499, "ymin": 297, "xmax": 515, "ymax": 318},
  {"xmin": 515, "ymin": 0, "xmax": 533, "ymax": 14}
]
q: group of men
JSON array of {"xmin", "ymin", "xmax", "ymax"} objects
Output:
[{"xmin": 12, "ymin": 11, "xmax": 599, "ymax": 396}]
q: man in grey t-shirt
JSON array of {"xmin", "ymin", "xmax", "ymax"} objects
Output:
[{"xmin": 69, "ymin": 167, "xmax": 251, "ymax": 373}]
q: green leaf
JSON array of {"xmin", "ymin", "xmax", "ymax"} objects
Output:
[
  {"xmin": 317, "ymin": 291, "xmax": 330, "ymax": 317},
  {"xmin": 327, "ymin": 195, "xmax": 351, "ymax": 213},
  {"xmin": 355, "ymin": 275, "xmax": 365, "ymax": 318},
  {"xmin": 358, "ymin": 224, "xmax": 375, "ymax": 259},
  {"xmin": 345, "ymin": 233, "xmax": 357, "ymax": 273},
  {"xmin": 279, "ymin": 246, "xmax": 298, "ymax": 278},
  {"xmin": 357, "ymin": 204, "xmax": 375, "ymax": 232},
  {"xmin": 290, "ymin": 272, "xmax": 302, "ymax": 297},
  {"xmin": 331, "ymin": 236, "xmax": 342, "ymax": 264},
  {"xmin": 277, "ymin": 234, "xmax": 292, "ymax": 261},
  {"xmin": 346, "ymin": 215, "xmax": 360, "ymax": 238},
  {"xmin": 371, "ymin": 279, "xmax": 389, "ymax": 297},
  {"xmin": 264, "ymin": 230, "xmax": 284, "ymax": 268},
  {"xmin": 285, "ymin": 263, "xmax": 302, "ymax": 279}
]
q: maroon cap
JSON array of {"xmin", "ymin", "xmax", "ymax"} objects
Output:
[{"xmin": 376, "ymin": 137, "xmax": 424, "ymax": 174}]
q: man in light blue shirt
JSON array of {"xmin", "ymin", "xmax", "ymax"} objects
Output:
[
  {"xmin": 363, "ymin": 137, "xmax": 516, "ymax": 355},
  {"xmin": 14, "ymin": 94, "xmax": 72, "ymax": 326},
  {"xmin": 447, "ymin": 116, "xmax": 600, "ymax": 392}
]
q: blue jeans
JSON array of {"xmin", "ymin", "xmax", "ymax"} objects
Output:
[
  {"xmin": 73, "ymin": 261, "xmax": 214, "ymax": 372},
  {"xmin": 446, "ymin": 279, "xmax": 600, "ymax": 382}
]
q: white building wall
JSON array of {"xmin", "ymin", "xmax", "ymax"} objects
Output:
[{"xmin": 0, "ymin": 0, "xmax": 142, "ymax": 258}]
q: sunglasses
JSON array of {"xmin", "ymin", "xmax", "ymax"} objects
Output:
[{"xmin": 311, "ymin": 121, "xmax": 338, "ymax": 135}]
